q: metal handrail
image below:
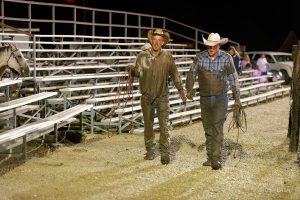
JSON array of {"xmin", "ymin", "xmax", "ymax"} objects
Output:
[{"xmin": 0, "ymin": 0, "xmax": 240, "ymax": 50}]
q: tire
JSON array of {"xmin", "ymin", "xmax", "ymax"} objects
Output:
[{"xmin": 280, "ymin": 70, "xmax": 290, "ymax": 84}]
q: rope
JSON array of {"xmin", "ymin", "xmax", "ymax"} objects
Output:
[
  {"xmin": 227, "ymin": 104, "xmax": 247, "ymax": 159},
  {"xmin": 124, "ymin": 68, "xmax": 134, "ymax": 133},
  {"xmin": 105, "ymin": 68, "xmax": 134, "ymax": 136}
]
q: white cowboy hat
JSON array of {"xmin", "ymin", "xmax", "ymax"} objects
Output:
[
  {"xmin": 202, "ymin": 33, "xmax": 228, "ymax": 46},
  {"xmin": 147, "ymin": 29, "xmax": 170, "ymax": 47}
]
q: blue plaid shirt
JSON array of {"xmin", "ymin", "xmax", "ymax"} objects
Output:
[{"xmin": 189, "ymin": 49, "xmax": 240, "ymax": 99}]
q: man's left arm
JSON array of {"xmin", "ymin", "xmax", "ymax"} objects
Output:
[{"xmin": 226, "ymin": 57, "xmax": 241, "ymax": 106}]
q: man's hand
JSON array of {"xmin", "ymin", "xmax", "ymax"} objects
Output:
[
  {"xmin": 186, "ymin": 91, "xmax": 193, "ymax": 100},
  {"xmin": 126, "ymin": 64, "xmax": 134, "ymax": 72},
  {"xmin": 179, "ymin": 90, "xmax": 187, "ymax": 103},
  {"xmin": 126, "ymin": 64, "xmax": 135, "ymax": 77}
]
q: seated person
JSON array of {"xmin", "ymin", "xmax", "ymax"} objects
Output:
[
  {"xmin": 244, "ymin": 63, "xmax": 252, "ymax": 71},
  {"xmin": 256, "ymin": 54, "xmax": 271, "ymax": 75},
  {"xmin": 252, "ymin": 64, "xmax": 268, "ymax": 83},
  {"xmin": 241, "ymin": 53, "xmax": 251, "ymax": 70}
]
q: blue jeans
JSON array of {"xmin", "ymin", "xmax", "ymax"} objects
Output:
[{"xmin": 200, "ymin": 93, "xmax": 228, "ymax": 163}]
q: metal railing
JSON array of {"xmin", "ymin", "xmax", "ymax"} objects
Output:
[{"xmin": 0, "ymin": 0, "xmax": 239, "ymax": 50}]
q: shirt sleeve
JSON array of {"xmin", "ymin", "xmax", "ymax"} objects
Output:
[
  {"xmin": 226, "ymin": 56, "xmax": 240, "ymax": 101},
  {"xmin": 185, "ymin": 54, "xmax": 199, "ymax": 92}
]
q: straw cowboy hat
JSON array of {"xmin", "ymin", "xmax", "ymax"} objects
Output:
[
  {"xmin": 202, "ymin": 33, "xmax": 228, "ymax": 46},
  {"xmin": 147, "ymin": 29, "xmax": 170, "ymax": 47}
]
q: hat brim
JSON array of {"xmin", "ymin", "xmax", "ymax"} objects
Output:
[{"xmin": 147, "ymin": 30, "xmax": 170, "ymax": 47}]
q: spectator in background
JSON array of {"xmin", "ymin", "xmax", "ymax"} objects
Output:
[
  {"xmin": 241, "ymin": 53, "xmax": 252, "ymax": 71},
  {"xmin": 228, "ymin": 46, "xmax": 242, "ymax": 75},
  {"xmin": 256, "ymin": 54, "xmax": 271, "ymax": 75},
  {"xmin": 252, "ymin": 63, "xmax": 268, "ymax": 83}
]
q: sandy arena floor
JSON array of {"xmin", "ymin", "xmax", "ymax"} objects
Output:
[{"xmin": 0, "ymin": 96, "xmax": 299, "ymax": 200}]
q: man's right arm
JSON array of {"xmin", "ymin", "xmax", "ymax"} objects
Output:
[{"xmin": 185, "ymin": 57, "xmax": 198, "ymax": 100}]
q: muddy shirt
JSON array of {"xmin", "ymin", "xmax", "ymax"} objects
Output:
[
  {"xmin": 186, "ymin": 50, "xmax": 240, "ymax": 100},
  {"xmin": 132, "ymin": 50, "xmax": 184, "ymax": 103}
]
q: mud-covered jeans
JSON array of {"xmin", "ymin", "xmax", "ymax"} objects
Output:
[
  {"xmin": 141, "ymin": 95, "xmax": 170, "ymax": 153},
  {"xmin": 200, "ymin": 93, "xmax": 228, "ymax": 163}
]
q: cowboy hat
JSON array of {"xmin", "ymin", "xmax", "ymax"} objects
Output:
[
  {"xmin": 202, "ymin": 33, "xmax": 228, "ymax": 46},
  {"xmin": 147, "ymin": 29, "xmax": 170, "ymax": 47}
]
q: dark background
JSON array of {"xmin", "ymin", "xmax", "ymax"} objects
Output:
[{"xmin": 35, "ymin": 0, "xmax": 300, "ymax": 51}]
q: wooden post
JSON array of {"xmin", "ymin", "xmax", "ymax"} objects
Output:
[
  {"xmin": 288, "ymin": 41, "xmax": 300, "ymax": 152},
  {"xmin": 287, "ymin": 45, "xmax": 298, "ymax": 138}
]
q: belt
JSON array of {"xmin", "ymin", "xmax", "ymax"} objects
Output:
[{"xmin": 200, "ymin": 92, "xmax": 226, "ymax": 99}]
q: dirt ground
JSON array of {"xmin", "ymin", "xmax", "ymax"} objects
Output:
[{"xmin": 0, "ymin": 96, "xmax": 299, "ymax": 200}]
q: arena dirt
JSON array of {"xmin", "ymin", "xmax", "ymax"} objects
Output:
[{"xmin": 0, "ymin": 96, "xmax": 299, "ymax": 200}]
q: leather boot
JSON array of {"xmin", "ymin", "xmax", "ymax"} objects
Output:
[
  {"xmin": 202, "ymin": 160, "xmax": 211, "ymax": 166},
  {"xmin": 144, "ymin": 149, "xmax": 156, "ymax": 160},
  {"xmin": 161, "ymin": 152, "xmax": 170, "ymax": 164},
  {"xmin": 211, "ymin": 161, "xmax": 222, "ymax": 170}
]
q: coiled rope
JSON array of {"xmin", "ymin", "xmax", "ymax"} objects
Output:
[
  {"xmin": 227, "ymin": 103, "xmax": 247, "ymax": 159},
  {"xmin": 99, "ymin": 68, "xmax": 134, "ymax": 137}
]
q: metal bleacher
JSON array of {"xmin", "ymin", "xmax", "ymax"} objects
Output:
[{"xmin": 0, "ymin": 0, "xmax": 291, "ymax": 158}]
